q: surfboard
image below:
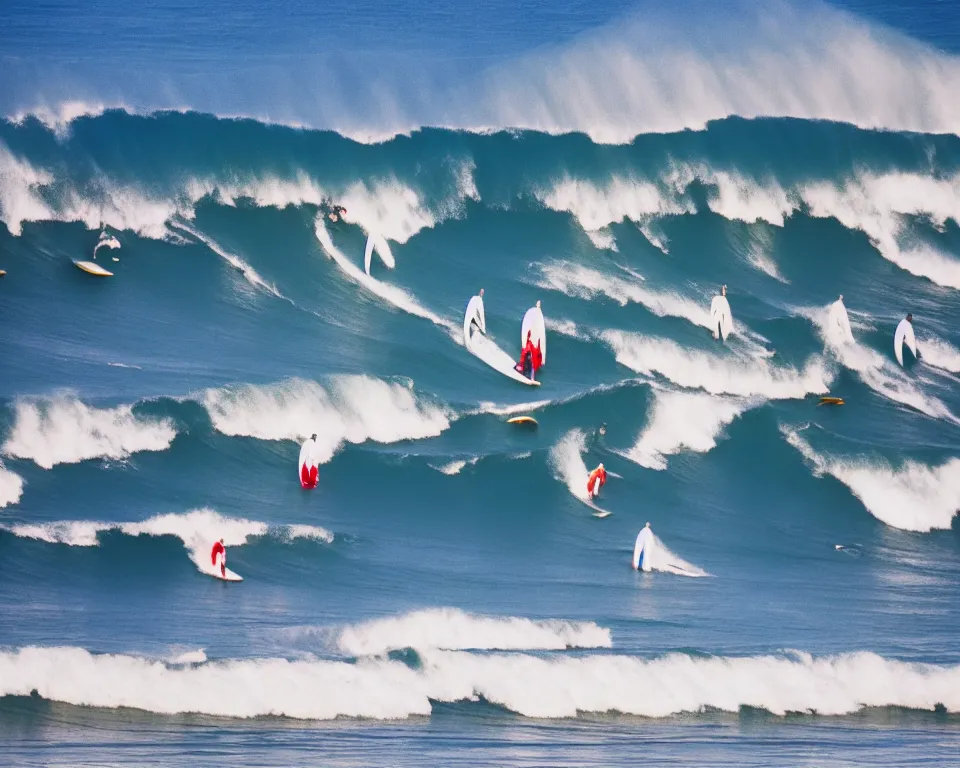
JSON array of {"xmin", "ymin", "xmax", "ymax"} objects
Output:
[
  {"xmin": 521, "ymin": 304, "xmax": 547, "ymax": 365},
  {"xmin": 363, "ymin": 233, "xmax": 395, "ymax": 275},
  {"xmin": 464, "ymin": 301, "xmax": 541, "ymax": 386},
  {"xmin": 593, "ymin": 511, "xmax": 612, "ymax": 519},
  {"xmin": 818, "ymin": 397, "xmax": 845, "ymax": 406},
  {"xmin": 74, "ymin": 260, "xmax": 113, "ymax": 276},
  {"xmin": 507, "ymin": 416, "xmax": 538, "ymax": 425},
  {"xmin": 207, "ymin": 566, "xmax": 243, "ymax": 582},
  {"xmin": 0, "ymin": 270, "xmax": 6, "ymax": 277},
  {"xmin": 710, "ymin": 294, "xmax": 733, "ymax": 341}
]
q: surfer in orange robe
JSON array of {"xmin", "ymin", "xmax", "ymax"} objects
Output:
[{"xmin": 587, "ymin": 463, "xmax": 607, "ymax": 498}]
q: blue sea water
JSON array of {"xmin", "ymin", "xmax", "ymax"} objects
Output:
[{"xmin": 1, "ymin": 1, "xmax": 960, "ymax": 766}]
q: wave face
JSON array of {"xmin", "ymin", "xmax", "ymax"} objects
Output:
[{"xmin": 3, "ymin": 4, "xmax": 960, "ymax": 760}]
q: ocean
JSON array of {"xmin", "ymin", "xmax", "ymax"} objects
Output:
[{"xmin": 1, "ymin": 0, "xmax": 960, "ymax": 765}]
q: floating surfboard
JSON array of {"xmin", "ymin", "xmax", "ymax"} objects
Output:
[
  {"xmin": 507, "ymin": 416, "xmax": 538, "ymax": 426},
  {"xmin": 593, "ymin": 511, "xmax": 612, "ymax": 519},
  {"xmin": 818, "ymin": 397, "xmax": 845, "ymax": 406},
  {"xmin": 74, "ymin": 260, "xmax": 113, "ymax": 276},
  {"xmin": 0, "ymin": 270, "xmax": 6, "ymax": 277}
]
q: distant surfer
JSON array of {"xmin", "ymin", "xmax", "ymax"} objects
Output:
[
  {"xmin": 586, "ymin": 463, "xmax": 607, "ymax": 499},
  {"xmin": 894, "ymin": 313, "xmax": 921, "ymax": 366},
  {"xmin": 710, "ymin": 284, "xmax": 733, "ymax": 342},
  {"xmin": 211, "ymin": 538, "xmax": 226, "ymax": 577},
  {"xmin": 515, "ymin": 329, "xmax": 542, "ymax": 381},
  {"xmin": 299, "ymin": 434, "xmax": 320, "ymax": 489},
  {"xmin": 632, "ymin": 523, "xmax": 654, "ymax": 572},
  {"xmin": 328, "ymin": 204, "xmax": 347, "ymax": 223}
]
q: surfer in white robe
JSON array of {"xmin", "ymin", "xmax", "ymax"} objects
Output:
[
  {"xmin": 632, "ymin": 523, "xmax": 654, "ymax": 572},
  {"xmin": 894, "ymin": 313, "xmax": 921, "ymax": 366},
  {"xmin": 710, "ymin": 285, "xmax": 733, "ymax": 342}
]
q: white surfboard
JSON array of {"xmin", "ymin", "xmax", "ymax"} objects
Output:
[
  {"xmin": 894, "ymin": 318, "xmax": 917, "ymax": 367},
  {"xmin": 633, "ymin": 526, "xmax": 654, "ymax": 572},
  {"xmin": 827, "ymin": 297, "xmax": 855, "ymax": 345},
  {"xmin": 207, "ymin": 566, "xmax": 243, "ymax": 582},
  {"xmin": 74, "ymin": 260, "xmax": 113, "ymax": 277},
  {"xmin": 521, "ymin": 304, "xmax": 547, "ymax": 365},
  {"xmin": 467, "ymin": 323, "xmax": 541, "ymax": 386},
  {"xmin": 710, "ymin": 295, "xmax": 733, "ymax": 340},
  {"xmin": 363, "ymin": 233, "xmax": 395, "ymax": 275},
  {"xmin": 463, "ymin": 294, "xmax": 486, "ymax": 342}
]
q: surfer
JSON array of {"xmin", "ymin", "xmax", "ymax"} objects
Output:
[
  {"xmin": 300, "ymin": 434, "xmax": 319, "ymax": 489},
  {"xmin": 894, "ymin": 313, "xmax": 921, "ymax": 365},
  {"xmin": 586, "ymin": 463, "xmax": 607, "ymax": 499},
  {"xmin": 515, "ymin": 330, "xmax": 541, "ymax": 381},
  {"xmin": 710, "ymin": 284, "xmax": 732, "ymax": 342},
  {"xmin": 328, "ymin": 204, "xmax": 348, "ymax": 223},
  {"xmin": 632, "ymin": 523, "xmax": 653, "ymax": 571},
  {"xmin": 211, "ymin": 538, "xmax": 226, "ymax": 577}
]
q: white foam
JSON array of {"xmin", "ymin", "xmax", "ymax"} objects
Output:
[
  {"xmin": 0, "ymin": 143, "xmax": 56, "ymax": 235},
  {"xmin": 623, "ymin": 390, "xmax": 751, "ymax": 470},
  {"xmin": 545, "ymin": 317, "xmax": 590, "ymax": 341},
  {"xmin": 548, "ymin": 429, "xmax": 593, "ymax": 503},
  {"xmin": 170, "ymin": 649, "xmax": 207, "ymax": 665},
  {"xmin": 643, "ymin": 532, "xmax": 710, "ymax": 577},
  {"xmin": 800, "ymin": 173, "xmax": 960, "ymax": 290},
  {"xmin": 800, "ymin": 304, "xmax": 958, "ymax": 422},
  {"xmin": 2, "ymin": 646, "xmax": 958, "ymax": 720},
  {"xmin": 202, "ymin": 376, "xmax": 451, "ymax": 462},
  {"xmin": 2, "ymin": 394, "xmax": 177, "ymax": 470},
  {"xmin": 919, "ymin": 334, "xmax": 960, "ymax": 374},
  {"xmin": 0, "ymin": 462, "xmax": 24, "ymax": 508},
  {"xmin": 535, "ymin": 175, "xmax": 692, "ymax": 234},
  {"xmin": 169, "ymin": 220, "xmax": 283, "ymax": 298},
  {"xmin": 601, "ymin": 330, "xmax": 830, "ymax": 399},
  {"xmin": 537, "ymin": 262, "xmax": 711, "ymax": 330},
  {"xmin": 10, "ymin": 100, "xmax": 114, "ymax": 136},
  {"xmin": 336, "ymin": 608, "xmax": 612, "ymax": 656},
  {"xmin": 2, "ymin": 509, "xmax": 334, "ymax": 570},
  {"xmin": 782, "ymin": 426, "xmax": 960, "ymax": 532}
]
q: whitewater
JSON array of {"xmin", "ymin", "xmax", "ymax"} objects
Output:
[{"xmin": 2, "ymin": 1, "xmax": 960, "ymax": 766}]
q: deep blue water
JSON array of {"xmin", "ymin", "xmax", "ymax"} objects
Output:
[{"xmin": 1, "ymin": 1, "xmax": 960, "ymax": 766}]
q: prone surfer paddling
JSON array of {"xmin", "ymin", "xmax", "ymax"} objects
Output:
[
  {"xmin": 211, "ymin": 538, "xmax": 226, "ymax": 577},
  {"xmin": 586, "ymin": 463, "xmax": 607, "ymax": 499}
]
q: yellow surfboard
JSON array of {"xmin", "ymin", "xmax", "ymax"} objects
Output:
[
  {"xmin": 74, "ymin": 260, "xmax": 113, "ymax": 277},
  {"xmin": 507, "ymin": 416, "xmax": 538, "ymax": 426},
  {"xmin": 818, "ymin": 397, "xmax": 845, "ymax": 406}
]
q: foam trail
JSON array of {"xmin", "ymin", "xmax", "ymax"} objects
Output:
[
  {"xmin": 170, "ymin": 650, "xmax": 207, "ymax": 665},
  {"xmin": 169, "ymin": 220, "xmax": 283, "ymax": 298},
  {"xmin": 601, "ymin": 330, "xmax": 830, "ymax": 399},
  {"xmin": 2, "ymin": 646, "xmax": 958, "ymax": 720},
  {"xmin": 0, "ymin": 462, "xmax": 24, "ymax": 508},
  {"xmin": 336, "ymin": 608, "xmax": 612, "ymax": 656},
  {"xmin": 782, "ymin": 426, "xmax": 960, "ymax": 532},
  {"xmin": 2, "ymin": 394, "xmax": 177, "ymax": 469},
  {"xmin": 537, "ymin": 262, "xmax": 712, "ymax": 330},
  {"xmin": 548, "ymin": 429, "xmax": 595, "ymax": 503},
  {"xmin": 919, "ymin": 335, "xmax": 960, "ymax": 374},
  {"xmin": 314, "ymin": 216, "xmax": 460, "ymax": 340},
  {"xmin": 800, "ymin": 304, "xmax": 958, "ymax": 423},
  {"xmin": 623, "ymin": 390, "xmax": 750, "ymax": 470},
  {"xmin": 202, "ymin": 376, "xmax": 451, "ymax": 462},
  {"xmin": 642, "ymin": 532, "xmax": 710, "ymax": 577},
  {"xmin": 431, "ymin": 458, "xmax": 480, "ymax": 476},
  {"xmin": 1, "ymin": 509, "xmax": 334, "ymax": 572}
]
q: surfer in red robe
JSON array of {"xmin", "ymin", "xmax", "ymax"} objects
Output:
[
  {"xmin": 515, "ymin": 330, "xmax": 543, "ymax": 381},
  {"xmin": 587, "ymin": 464, "xmax": 607, "ymax": 498},
  {"xmin": 211, "ymin": 539, "xmax": 226, "ymax": 577}
]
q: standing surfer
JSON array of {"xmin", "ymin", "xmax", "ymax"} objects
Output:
[
  {"xmin": 464, "ymin": 289, "xmax": 486, "ymax": 343},
  {"xmin": 894, "ymin": 313, "xmax": 921, "ymax": 366},
  {"xmin": 710, "ymin": 284, "xmax": 733, "ymax": 342},
  {"xmin": 632, "ymin": 523, "xmax": 654, "ymax": 572},
  {"xmin": 586, "ymin": 463, "xmax": 607, "ymax": 499},
  {"xmin": 211, "ymin": 538, "xmax": 226, "ymax": 577},
  {"xmin": 515, "ymin": 329, "xmax": 542, "ymax": 381},
  {"xmin": 299, "ymin": 434, "xmax": 320, "ymax": 489}
]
